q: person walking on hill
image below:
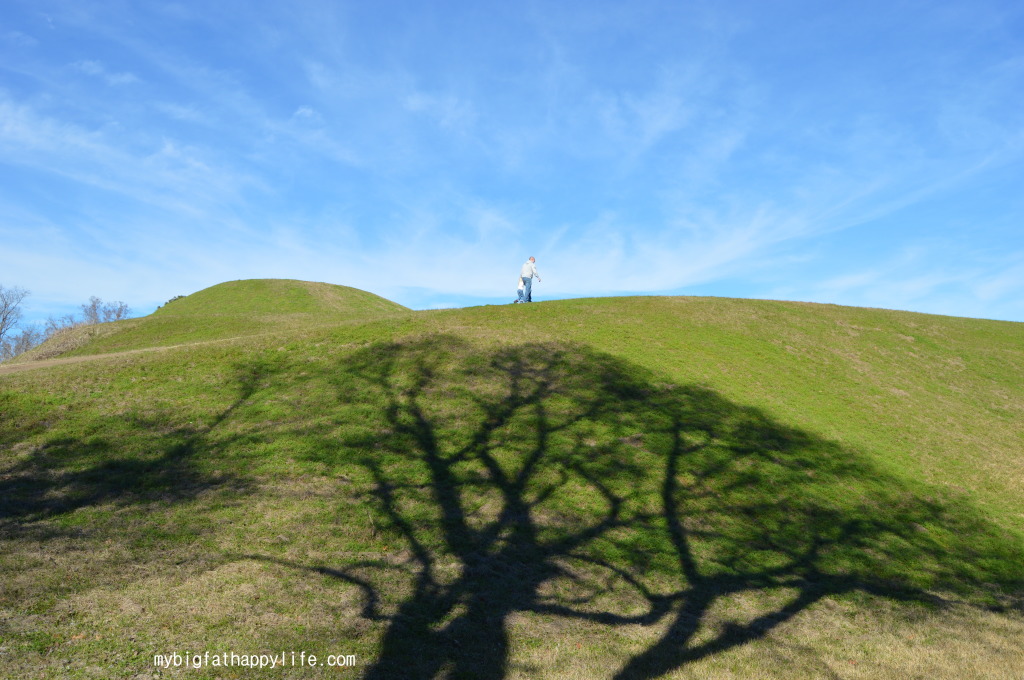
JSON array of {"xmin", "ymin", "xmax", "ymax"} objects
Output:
[{"xmin": 519, "ymin": 256, "xmax": 541, "ymax": 303}]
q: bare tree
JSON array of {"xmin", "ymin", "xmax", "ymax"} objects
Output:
[
  {"xmin": 101, "ymin": 300, "xmax": 131, "ymax": 322},
  {"xmin": 80, "ymin": 296, "xmax": 103, "ymax": 325},
  {"xmin": 0, "ymin": 284, "xmax": 29, "ymax": 348},
  {"xmin": 1, "ymin": 324, "xmax": 44, "ymax": 361},
  {"xmin": 81, "ymin": 296, "xmax": 131, "ymax": 324},
  {"xmin": 47, "ymin": 297, "xmax": 132, "ymax": 337},
  {"xmin": 45, "ymin": 312, "xmax": 83, "ymax": 337}
]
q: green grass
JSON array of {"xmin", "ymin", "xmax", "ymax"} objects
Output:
[
  {"xmin": 1, "ymin": 283, "xmax": 1022, "ymax": 679},
  {"xmin": 56, "ymin": 279, "xmax": 411, "ymax": 356}
]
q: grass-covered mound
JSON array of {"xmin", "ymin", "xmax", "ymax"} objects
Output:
[
  {"xmin": 154, "ymin": 279, "xmax": 407, "ymax": 320},
  {"xmin": 40, "ymin": 279, "xmax": 410, "ymax": 358},
  {"xmin": 1, "ymin": 284, "xmax": 1022, "ymax": 679}
]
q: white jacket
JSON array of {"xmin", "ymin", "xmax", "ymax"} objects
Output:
[{"xmin": 520, "ymin": 260, "xmax": 540, "ymax": 279}]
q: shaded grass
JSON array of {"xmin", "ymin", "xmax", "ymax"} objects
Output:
[{"xmin": 228, "ymin": 336, "xmax": 1022, "ymax": 679}]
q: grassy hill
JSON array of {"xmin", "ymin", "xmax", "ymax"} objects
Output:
[
  {"xmin": 1, "ymin": 283, "xmax": 1022, "ymax": 679},
  {"xmin": 48, "ymin": 279, "xmax": 410, "ymax": 358}
]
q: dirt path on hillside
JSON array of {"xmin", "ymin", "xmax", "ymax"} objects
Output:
[
  {"xmin": 0, "ymin": 349, "xmax": 153, "ymax": 374},
  {"xmin": 0, "ymin": 335, "xmax": 263, "ymax": 376}
]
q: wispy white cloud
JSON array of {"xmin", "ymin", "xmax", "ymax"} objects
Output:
[
  {"xmin": 403, "ymin": 91, "xmax": 477, "ymax": 132},
  {"xmin": 0, "ymin": 91, "xmax": 265, "ymax": 239},
  {"xmin": 3, "ymin": 30, "xmax": 38, "ymax": 48},
  {"xmin": 764, "ymin": 244, "xmax": 1024, "ymax": 321},
  {"xmin": 974, "ymin": 261, "xmax": 1024, "ymax": 302},
  {"xmin": 153, "ymin": 101, "xmax": 210, "ymax": 124},
  {"xmin": 71, "ymin": 59, "xmax": 139, "ymax": 85},
  {"xmin": 594, "ymin": 85, "xmax": 687, "ymax": 153}
]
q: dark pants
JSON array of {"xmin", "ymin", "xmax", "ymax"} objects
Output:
[{"xmin": 522, "ymin": 277, "xmax": 533, "ymax": 302}]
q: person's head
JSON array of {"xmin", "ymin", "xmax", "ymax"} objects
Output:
[{"xmin": 529, "ymin": 256, "xmax": 535, "ymax": 262}]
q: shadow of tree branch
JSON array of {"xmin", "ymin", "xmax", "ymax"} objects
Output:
[
  {"xmin": 0, "ymin": 356, "xmax": 281, "ymax": 535},
  {"xmin": 233, "ymin": 335, "xmax": 1023, "ymax": 679}
]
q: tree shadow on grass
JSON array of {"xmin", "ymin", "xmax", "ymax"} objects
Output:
[
  {"xmin": 0, "ymin": 358, "xmax": 277, "ymax": 537},
  {"xmin": 241, "ymin": 336, "xmax": 1023, "ymax": 679}
]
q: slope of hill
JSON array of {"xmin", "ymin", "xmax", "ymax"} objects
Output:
[{"xmin": 1, "ymin": 283, "xmax": 1022, "ymax": 679}]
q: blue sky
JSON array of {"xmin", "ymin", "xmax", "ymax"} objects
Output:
[{"xmin": 2, "ymin": 0, "xmax": 1023, "ymax": 324}]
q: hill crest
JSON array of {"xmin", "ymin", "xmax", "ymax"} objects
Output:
[{"xmin": 153, "ymin": 279, "xmax": 408, "ymax": 317}]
